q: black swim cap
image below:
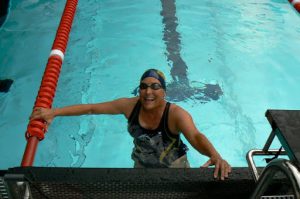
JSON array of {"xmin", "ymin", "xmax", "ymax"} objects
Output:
[{"xmin": 140, "ymin": 69, "xmax": 166, "ymax": 90}]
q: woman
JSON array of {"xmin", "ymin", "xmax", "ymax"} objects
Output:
[{"xmin": 30, "ymin": 69, "xmax": 231, "ymax": 180}]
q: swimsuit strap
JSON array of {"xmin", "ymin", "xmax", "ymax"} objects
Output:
[
  {"xmin": 160, "ymin": 102, "xmax": 178, "ymax": 139},
  {"xmin": 128, "ymin": 100, "xmax": 141, "ymax": 126}
]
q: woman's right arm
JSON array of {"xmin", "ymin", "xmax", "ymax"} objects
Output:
[{"xmin": 30, "ymin": 97, "xmax": 138, "ymax": 124}]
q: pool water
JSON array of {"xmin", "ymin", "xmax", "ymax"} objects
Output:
[{"xmin": 1, "ymin": 0, "xmax": 300, "ymax": 169}]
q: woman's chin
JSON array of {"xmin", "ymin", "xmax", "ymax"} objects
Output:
[{"xmin": 141, "ymin": 101, "xmax": 156, "ymax": 110}]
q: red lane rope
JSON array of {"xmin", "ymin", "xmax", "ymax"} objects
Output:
[
  {"xmin": 289, "ymin": 0, "xmax": 300, "ymax": 13},
  {"xmin": 21, "ymin": 0, "xmax": 78, "ymax": 166}
]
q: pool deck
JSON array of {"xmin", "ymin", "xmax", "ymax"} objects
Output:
[{"xmin": 2, "ymin": 166, "xmax": 260, "ymax": 199}]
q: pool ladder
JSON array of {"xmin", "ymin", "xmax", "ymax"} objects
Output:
[{"xmin": 247, "ymin": 149, "xmax": 300, "ymax": 199}]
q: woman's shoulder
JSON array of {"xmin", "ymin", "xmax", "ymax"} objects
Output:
[
  {"xmin": 168, "ymin": 103, "xmax": 191, "ymax": 133},
  {"xmin": 116, "ymin": 97, "xmax": 139, "ymax": 118},
  {"xmin": 169, "ymin": 103, "xmax": 192, "ymax": 124},
  {"xmin": 169, "ymin": 103, "xmax": 188, "ymax": 115},
  {"xmin": 119, "ymin": 96, "xmax": 139, "ymax": 105},
  {"xmin": 112, "ymin": 96, "xmax": 138, "ymax": 103}
]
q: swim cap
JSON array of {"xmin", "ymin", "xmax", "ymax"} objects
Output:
[{"xmin": 140, "ymin": 69, "xmax": 166, "ymax": 90}]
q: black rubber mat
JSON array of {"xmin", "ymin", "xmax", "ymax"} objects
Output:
[{"xmin": 4, "ymin": 167, "xmax": 256, "ymax": 199}]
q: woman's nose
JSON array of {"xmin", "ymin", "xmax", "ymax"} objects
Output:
[{"xmin": 145, "ymin": 87, "xmax": 152, "ymax": 94}]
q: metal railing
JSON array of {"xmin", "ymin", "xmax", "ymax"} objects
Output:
[
  {"xmin": 249, "ymin": 158, "xmax": 300, "ymax": 199},
  {"xmin": 247, "ymin": 149, "xmax": 287, "ymax": 182}
]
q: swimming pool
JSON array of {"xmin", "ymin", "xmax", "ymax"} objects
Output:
[{"xmin": 1, "ymin": 0, "xmax": 300, "ymax": 170}]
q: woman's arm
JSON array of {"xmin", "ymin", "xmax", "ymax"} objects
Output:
[
  {"xmin": 30, "ymin": 97, "xmax": 137, "ymax": 125},
  {"xmin": 171, "ymin": 105, "xmax": 231, "ymax": 180}
]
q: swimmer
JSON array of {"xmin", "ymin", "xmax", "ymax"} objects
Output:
[{"xmin": 30, "ymin": 69, "xmax": 231, "ymax": 180}]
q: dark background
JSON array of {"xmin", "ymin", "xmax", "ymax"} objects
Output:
[{"xmin": 0, "ymin": 0, "xmax": 9, "ymax": 27}]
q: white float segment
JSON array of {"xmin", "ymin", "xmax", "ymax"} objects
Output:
[
  {"xmin": 49, "ymin": 49, "xmax": 65, "ymax": 61},
  {"xmin": 291, "ymin": 0, "xmax": 300, "ymax": 5}
]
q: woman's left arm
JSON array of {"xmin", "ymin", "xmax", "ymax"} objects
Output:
[{"xmin": 172, "ymin": 105, "xmax": 231, "ymax": 180}]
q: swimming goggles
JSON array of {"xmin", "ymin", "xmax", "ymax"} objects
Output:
[{"xmin": 139, "ymin": 83, "xmax": 162, "ymax": 90}]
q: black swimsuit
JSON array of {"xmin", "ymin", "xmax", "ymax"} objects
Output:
[{"xmin": 128, "ymin": 100, "xmax": 188, "ymax": 167}]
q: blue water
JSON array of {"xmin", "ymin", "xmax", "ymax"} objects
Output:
[{"xmin": 1, "ymin": 0, "xmax": 300, "ymax": 169}]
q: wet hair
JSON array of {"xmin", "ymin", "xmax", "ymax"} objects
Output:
[{"xmin": 140, "ymin": 69, "xmax": 166, "ymax": 90}]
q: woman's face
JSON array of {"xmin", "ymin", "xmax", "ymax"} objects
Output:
[{"xmin": 139, "ymin": 77, "xmax": 165, "ymax": 110}]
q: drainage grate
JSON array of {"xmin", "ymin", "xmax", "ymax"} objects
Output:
[
  {"xmin": 0, "ymin": 177, "xmax": 9, "ymax": 199},
  {"xmin": 261, "ymin": 195, "xmax": 294, "ymax": 199}
]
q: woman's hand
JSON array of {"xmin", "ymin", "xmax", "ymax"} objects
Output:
[
  {"xmin": 201, "ymin": 155, "xmax": 232, "ymax": 180},
  {"xmin": 30, "ymin": 107, "xmax": 55, "ymax": 127}
]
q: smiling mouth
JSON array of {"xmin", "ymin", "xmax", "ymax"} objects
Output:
[{"xmin": 144, "ymin": 97, "xmax": 155, "ymax": 102}]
